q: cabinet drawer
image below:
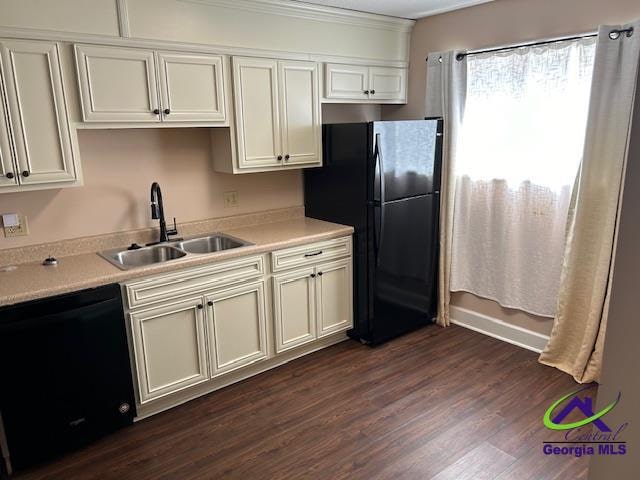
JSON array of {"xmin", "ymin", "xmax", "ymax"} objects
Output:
[
  {"xmin": 125, "ymin": 255, "xmax": 264, "ymax": 309},
  {"xmin": 271, "ymin": 236, "xmax": 351, "ymax": 273}
]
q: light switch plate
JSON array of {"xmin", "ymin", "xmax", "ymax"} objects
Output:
[
  {"xmin": 3, "ymin": 215, "xmax": 28, "ymax": 237},
  {"xmin": 223, "ymin": 191, "xmax": 239, "ymax": 208}
]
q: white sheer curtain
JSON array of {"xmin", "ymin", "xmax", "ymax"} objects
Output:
[{"xmin": 450, "ymin": 38, "xmax": 596, "ymax": 317}]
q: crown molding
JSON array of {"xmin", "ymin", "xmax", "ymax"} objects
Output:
[
  {"xmin": 179, "ymin": 0, "xmax": 415, "ymax": 33},
  {"xmin": 0, "ymin": 26, "xmax": 408, "ymax": 67}
]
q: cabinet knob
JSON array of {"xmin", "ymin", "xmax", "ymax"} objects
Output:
[
  {"xmin": 310, "ymin": 273, "xmax": 316, "ymax": 278},
  {"xmin": 5, "ymin": 172, "xmax": 14, "ymax": 179},
  {"xmin": 277, "ymin": 155, "xmax": 283, "ymax": 161},
  {"xmin": 370, "ymin": 90, "xmax": 375, "ymax": 94},
  {"xmin": 153, "ymin": 109, "xmax": 160, "ymax": 115},
  {"xmin": 197, "ymin": 304, "xmax": 204, "ymax": 310},
  {"xmin": 317, "ymin": 271, "xmax": 323, "ymax": 276},
  {"xmin": 21, "ymin": 170, "xmax": 30, "ymax": 177},
  {"xmin": 284, "ymin": 154, "xmax": 290, "ymax": 161},
  {"xmin": 364, "ymin": 90, "xmax": 369, "ymax": 94},
  {"xmin": 207, "ymin": 300, "xmax": 213, "ymax": 307},
  {"xmin": 164, "ymin": 108, "xmax": 171, "ymax": 115}
]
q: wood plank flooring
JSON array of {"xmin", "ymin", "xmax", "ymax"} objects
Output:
[{"xmin": 15, "ymin": 325, "xmax": 590, "ymax": 480}]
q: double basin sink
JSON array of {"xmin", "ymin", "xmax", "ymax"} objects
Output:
[{"xmin": 100, "ymin": 234, "xmax": 252, "ymax": 270}]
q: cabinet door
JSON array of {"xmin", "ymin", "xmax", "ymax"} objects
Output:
[
  {"xmin": 316, "ymin": 259, "xmax": 353, "ymax": 338},
  {"xmin": 205, "ymin": 281, "xmax": 268, "ymax": 377},
  {"xmin": 278, "ymin": 60, "xmax": 321, "ymax": 166},
  {"xmin": 273, "ymin": 266, "xmax": 317, "ymax": 353},
  {"xmin": 232, "ymin": 57, "xmax": 282, "ymax": 168},
  {"xmin": 130, "ymin": 296, "xmax": 209, "ymax": 403},
  {"xmin": 157, "ymin": 52, "xmax": 227, "ymax": 123},
  {"xmin": 0, "ymin": 79, "xmax": 17, "ymax": 188},
  {"xmin": 0, "ymin": 39, "xmax": 76, "ymax": 185},
  {"xmin": 324, "ymin": 63, "xmax": 369, "ymax": 100},
  {"xmin": 369, "ymin": 67, "xmax": 407, "ymax": 101},
  {"xmin": 75, "ymin": 44, "xmax": 160, "ymax": 122}
]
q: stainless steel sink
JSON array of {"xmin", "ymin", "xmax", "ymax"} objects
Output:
[
  {"xmin": 176, "ymin": 235, "xmax": 247, "ymax": 254},
  {"xmin": 99, "ymin": 233, "xmax": 252, "ymax": 270},
  {"xmin": 103, "ymin": 245, "xmax": 187, "ymax": 269}
]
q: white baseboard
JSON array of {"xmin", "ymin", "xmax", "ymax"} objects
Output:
[{"xmin": 450, "ymin": 305, "xmax": 550, "ymax": 353}]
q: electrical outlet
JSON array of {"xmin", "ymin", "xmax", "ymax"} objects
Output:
[
  {"xmin": 223, "ymin": 191, "xmax": 239, "ymax": 208},
  {"xmin": 3, "ymin": 215, "xmax": 28, "ymax": 238}
]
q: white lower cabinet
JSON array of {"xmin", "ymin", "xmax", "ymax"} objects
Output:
[
  {"xmin": 125, "ymin": 236, "xmax": 353, "ymax": 415},
  {"xmin": 273, "ymin": 266, "xmax": 317, "ymax": 353},
  {"xmin": 205, "ymin": 280, "xmax": 268, "ymax": 377},
  {"xmin": 130, "ymin": 296, "xmax": 209, "ymax": 404},
  {"xmin": 273, "ymin": 256, "xmax": 353, "ymax": 353},
  {"xmin": 316, "ymin": 258, "xmax": 353, "ymax": 338}
]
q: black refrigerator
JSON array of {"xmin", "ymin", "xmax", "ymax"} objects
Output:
[{"xmin": 304, "ymin": 119, "xmax": 443, "ymax": 345}]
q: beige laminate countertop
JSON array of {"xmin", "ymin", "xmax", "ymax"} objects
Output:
[{"xmin": 0, "ymin": 217, "xmax": 353, "ymax": 307}]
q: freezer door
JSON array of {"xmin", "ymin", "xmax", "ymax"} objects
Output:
[{"xmin": 372, "ymin": 120, "xmax": 439, "ymax": 201}]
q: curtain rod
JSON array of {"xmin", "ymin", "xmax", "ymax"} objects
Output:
[{"xmin": 447, "ymin": 27, "xmax": 634, "ymax": 62}]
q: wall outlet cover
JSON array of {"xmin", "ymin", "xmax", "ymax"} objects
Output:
[
  {"xmin": 223, "ymin": 191, "xmax": 239, "ymax": 208},
  {"xmin": 3, "ymin": 215, "xmax": 28, "ymax": 237}
]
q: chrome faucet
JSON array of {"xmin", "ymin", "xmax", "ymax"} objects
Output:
[{"xmin": 150, "ymin": 182, "xmax": 178, "ymax": 243}]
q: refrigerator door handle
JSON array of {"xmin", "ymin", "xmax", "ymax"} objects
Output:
[{"xmin": 374, "ymin": 133, "xmax": 386, "ymax": 267}]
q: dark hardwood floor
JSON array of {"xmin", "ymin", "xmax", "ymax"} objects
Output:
[{"xmin": 16, "ymin": 326, "xmax": 589, "ymax": 480}]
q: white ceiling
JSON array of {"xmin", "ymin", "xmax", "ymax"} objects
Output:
[{"xmin": 296, "ymin": 0, "xmax": 496, "ymax": 19}]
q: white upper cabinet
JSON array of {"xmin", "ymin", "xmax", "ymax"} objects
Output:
[
  {"xmin": 228, "ymin": 56, "xmax": 321, "ymax": 172},
  {"xmin": 0, "ymin": 39, "xmax": 78, "ymax": 187},
  {"xmin": 324, "ymin": 64, "xmax": 369, "ymax": 100},
  {"xmin": 75, "ymin": 44, "xmax": 228, "ymax": 125},
  {"xmin": 157, "ymin": 52, "xmax": 226, "ymax": 123},
  {"xmin": 0, "ymin": 83, "xmax": 17, "ymax": 188},
  {"xmin": 324, "ymin": 63, "xmax": 408, "ymax": 103},
  {"xmin": 75, "ymin": 44, "xmax": 160, "ymax": 123},
  {"xmin": 368, "ymin": 67, "xmax": 407, "ymax": 101},
  {"xmin": 232, "ymin": 57, "xmax": 282, "ymax": 169},
  {"xmin": 278, "ymin": 61, "xmax": 321, "ymax": 166}
]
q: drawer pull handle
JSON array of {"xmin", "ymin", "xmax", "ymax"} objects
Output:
[{"xmin": 304, "ymin": 251, "xmax": 323, "ymax": 258}]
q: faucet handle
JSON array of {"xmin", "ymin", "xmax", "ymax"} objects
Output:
[{"xmin": 167, "ymin": 217, "xmax": 179, "ymax": 237}]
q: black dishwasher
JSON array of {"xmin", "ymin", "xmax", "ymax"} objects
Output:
[{"xmin": 0, "ymin": 284, "xmax": 136, "ymax": 473}]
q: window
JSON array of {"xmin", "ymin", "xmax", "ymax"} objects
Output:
[{"xmin": 450, "ymin": 38, "xmax": 596, "ymax": 316}]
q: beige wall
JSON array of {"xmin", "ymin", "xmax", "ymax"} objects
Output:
[
  {"xmin": 0, "ymin": 104, "xmax": 381, "ymax": 250},
  {"xmin": 0, "ymin": 128, "xmax": 303, "ymax": 249},
  {"xmin": 589, "ymin": 64, "xmax": 640, "ymax": 480},
  {"xmin": 322, "ymin": 104, "xmax": 381, "ymax": 124},
  {"xmin": 383, "ymin": 0, "xmax": 640, "ymax": 335}
]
